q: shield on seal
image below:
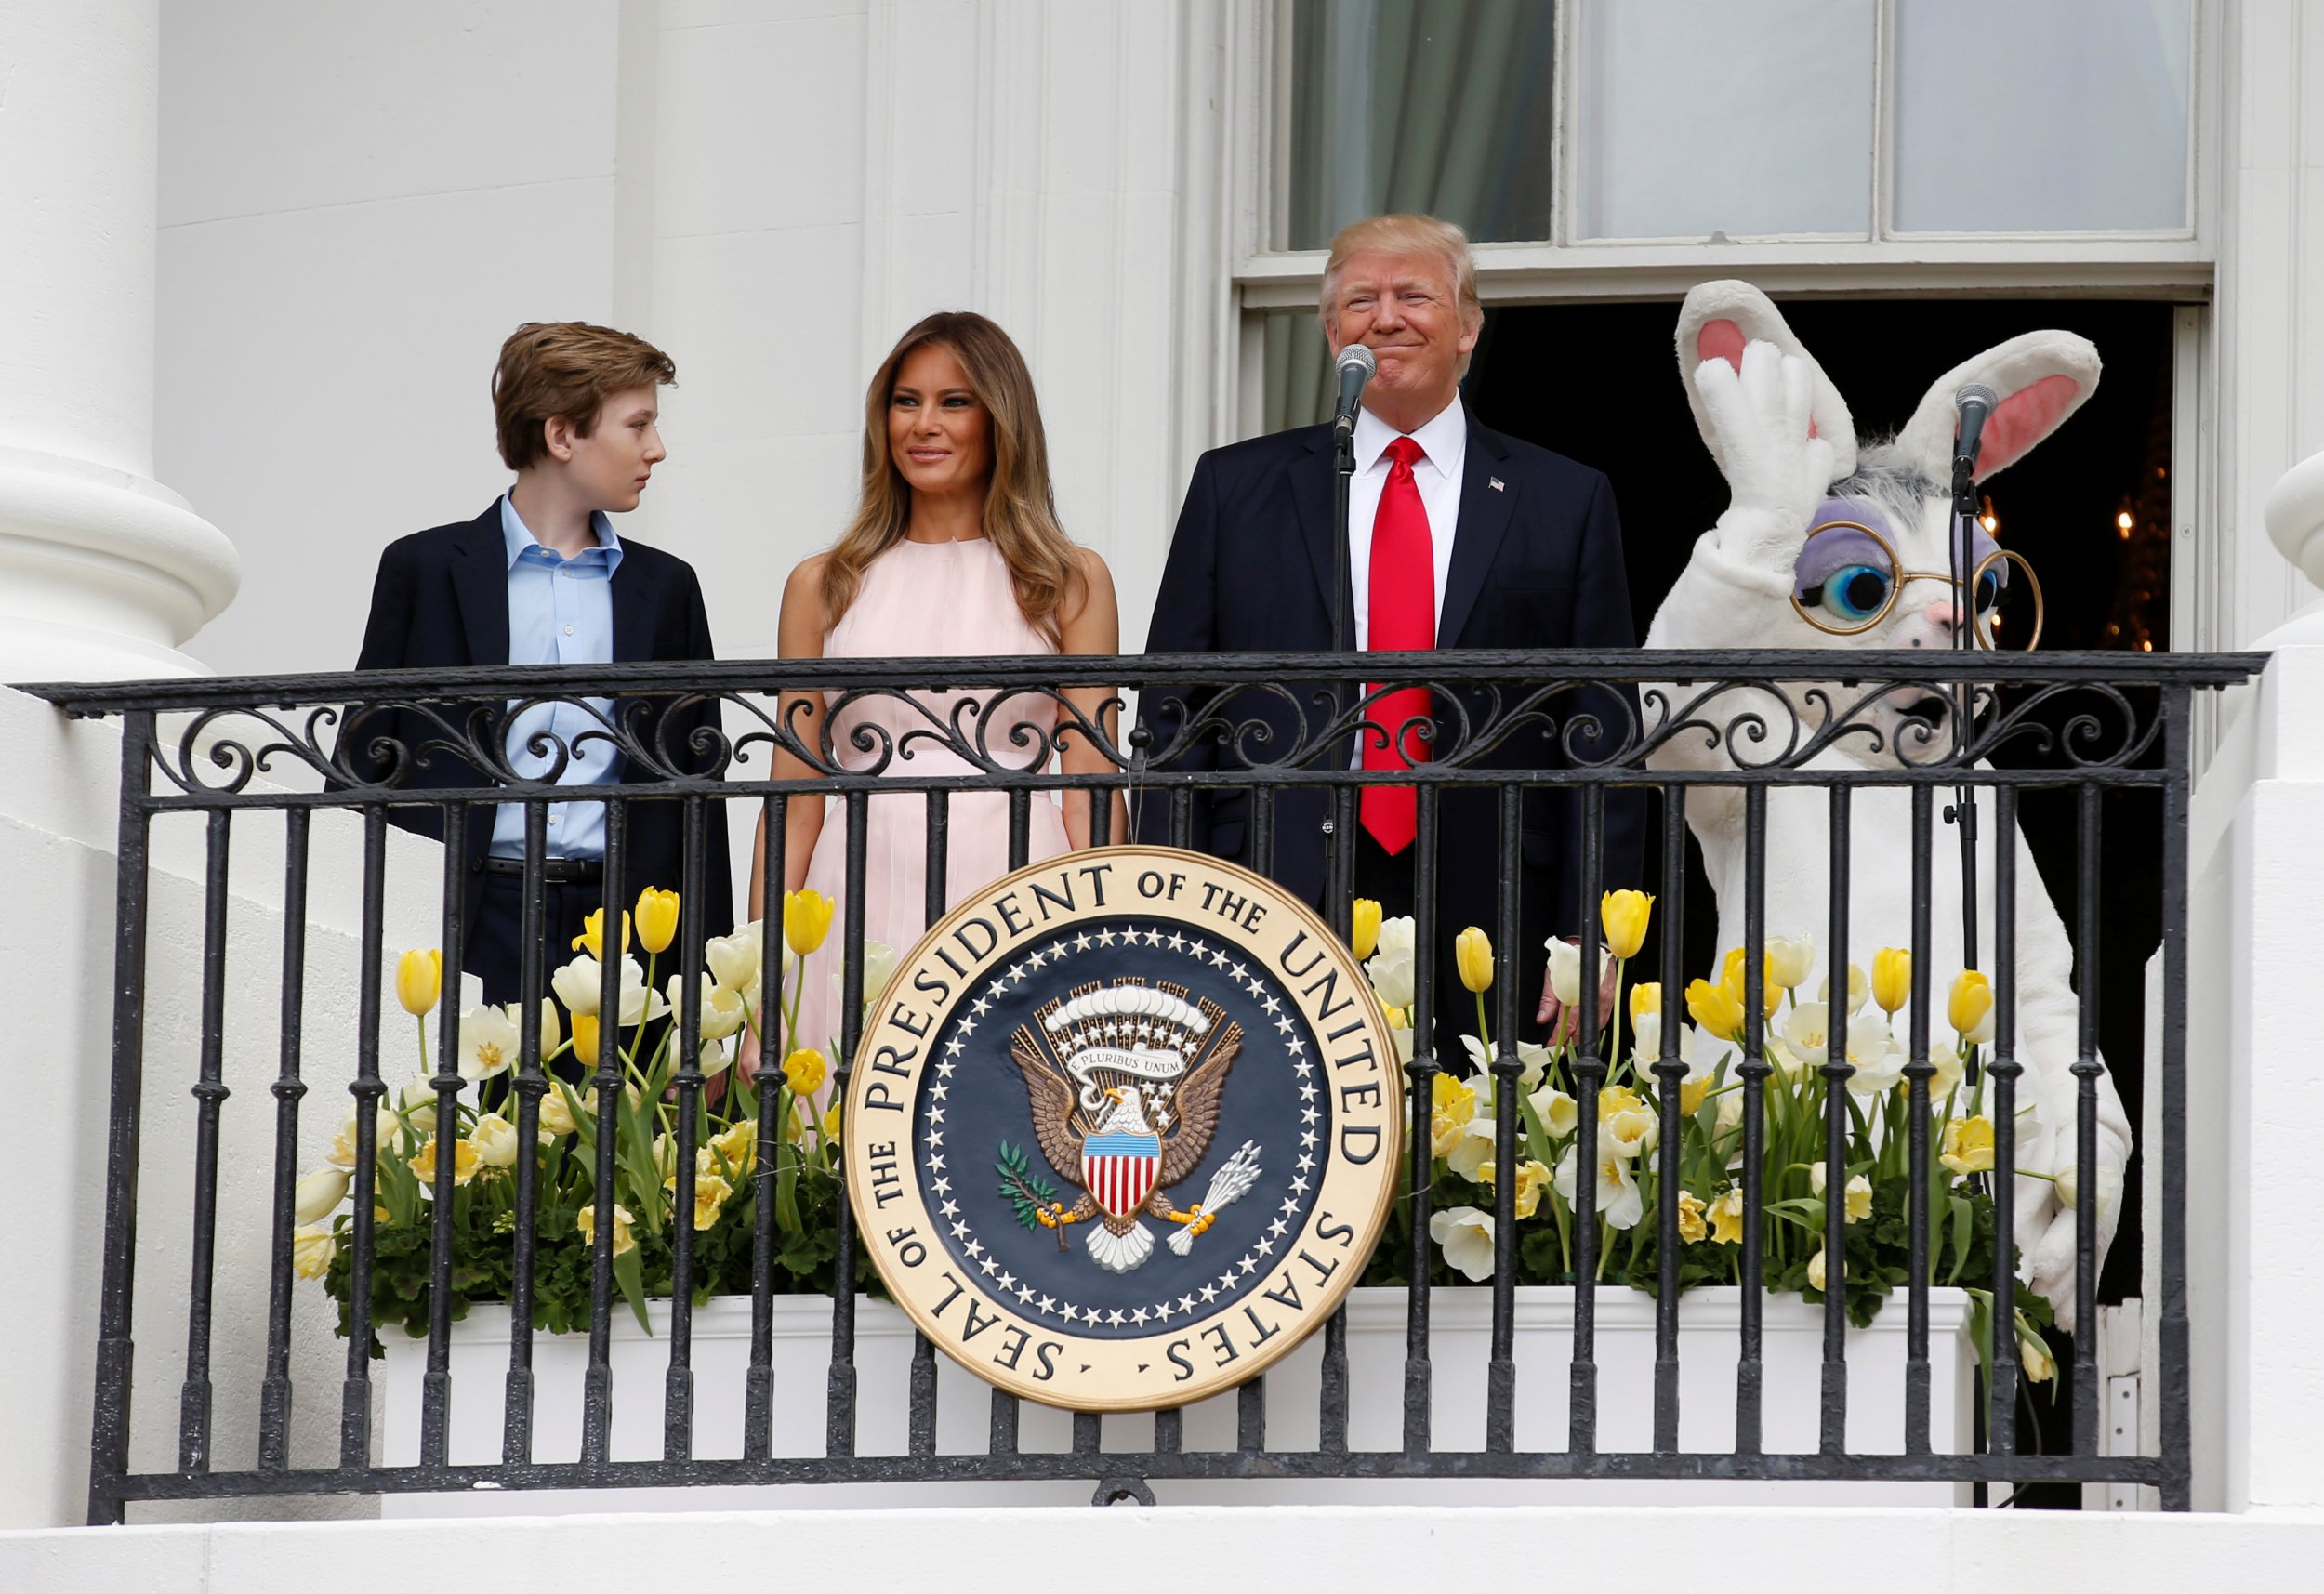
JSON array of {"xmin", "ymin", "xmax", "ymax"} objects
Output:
[{"xmin": 1081, "ymin": 1129, "xmax": 1162, "ymax": 1220}]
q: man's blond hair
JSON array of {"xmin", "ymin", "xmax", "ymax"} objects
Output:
[{"xmin": 1317, "ymin": 213, "xmax": 1484, "ymax": 341}]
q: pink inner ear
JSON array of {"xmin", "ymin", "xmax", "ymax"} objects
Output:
[
  {"xmin": 1976, "ymin": 374, "xmax": 2080, "ymax": 479},
  {"xmin": 1697, "ymin": 318, "xmax": 1818, "ymax": 438},
  {"xmin": 1697, "ymin": 320, "xmax": 1746, "ymax": 373}
]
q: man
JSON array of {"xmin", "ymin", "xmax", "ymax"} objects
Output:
[
  {"xmin": 1139, "ymin": 215, "xmax": 1643, "ymax": 1031},
  {"xmin": 351, "ymin": 322, "xmax": 732, "ymax": 1007}
]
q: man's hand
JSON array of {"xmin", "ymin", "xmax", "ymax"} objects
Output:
[{"xmin": 1537, "ymin": 937, "xmax": 1621, "ymax": 1047}]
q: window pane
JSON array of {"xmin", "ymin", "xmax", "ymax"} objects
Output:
[
  {"xmin": 1283, "ymin": 0, "xmax": 1556, "ymax": 250},
  {"xmin": 1892, "ymin": 0, "xmax": 2191, "ymax": 232},
  {"xmin": 1574, "ymin": 0, "xmax": 1874, "ymax": 241}
]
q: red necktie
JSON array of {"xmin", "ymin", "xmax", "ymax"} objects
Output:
[{"xmin": 1362, "ymin": 435, "xmax": 1434, "ymax": 854}]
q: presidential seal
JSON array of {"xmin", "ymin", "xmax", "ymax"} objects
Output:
[{"xmin": 844, "ymin": 846, "xmax": 1403, "ymax": 1411}]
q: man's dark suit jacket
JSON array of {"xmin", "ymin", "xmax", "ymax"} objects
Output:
[
  {"xmin": 1137, "ymin": 413, "xmax": 1645, "ymax": 1029},
  {"xmin": 350, "ymin": 502, "xmax": 734, "ymax": 953}
]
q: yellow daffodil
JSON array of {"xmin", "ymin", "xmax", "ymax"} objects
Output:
[
  {"xmin": 575, "ymin": 1201, "xmax": 637, "ymax": 1258},
  {"xmin": 711, "ymin": 1121, "xmax": 759, "ymax": 1179},
  {"xmin": 409, "ymin": 1133, "xmax": 479, "ymax": 1190},
  {"xmin": 1940, "ymin": 1115, "xmax": 1996, "ymax": 1177},
  {"xmin": 1676, "ymin": 1190, "xmax": 1708, "ymax": 1243},
  {"xmin": 1708, "ymin": 1186, "xmax": 1746, "ymax": 1245},
  {"xmin": 1431, "ymin": 1072, "xmax": 1479, "ymax": 1156},
  {"xmin": 293, "ymin": 1166, "xmax": 350, "ymax": 1225},
  {"xmin": 291, "ymin": 1224, "xmax": 337, "ymax": 1281},
  {"xmin": 395, "ymin": 949, "xmax": 442, "ymax": 1016},
  {"xmin": 665, "ymin": 1167, "xmax": 733, "ymax": 1231},
  {"xmin": 1685, "ymin": 976, "xmax": 1747, "ymax": 1043},
  {"xmin": 570, "ymin": 908, "xmax": 631, "ymax": 958},
  {"xmin": 1599, "ymin": 1083, "xmax": 1646, "ymax": 1120},
  {"xmin": 1948, "ymin": 969, "xmax": 1993, "ymax": 1038},
  {"xmin": 1871, "ymin": 947, "xmax": 1912, "ymax": 1015},
  {"xmin": 1601, "ymin": 890, "xmax": 1653, "ymax": 960},
  {"xmin": 1764, "ymin": 932, "xmax": 1816, "ymax": 991},
  {"xmin": 784, "ymin": 889, "xmax": 836, "ymax": 955},
  {"xmin": 1351, "ymin": 897, "xmax": 1382, "ymax": 961},
  {"xmin": 1455, "ymin": 927, "xmax": 1494, "ymax": 994},
  {"xmin": 1809, "ymin": 1162, "xmax": 1873, "ymax": 1223},
  {"xmin": 634, "ymin": 887, "xmax": 681, "ymax": 955},
  {"xmin": 783, "ymin": 1047, "xmax": 828, "ymax": 1097}
]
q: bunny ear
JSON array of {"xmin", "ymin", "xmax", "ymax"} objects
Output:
[
  {"xmin": 1676, "ymin": 279, "xmax": 1858, "ymax": 481},
  {"xmin": 1891, "ymin": 330, "xmax": 2102, "ymax": 484}
]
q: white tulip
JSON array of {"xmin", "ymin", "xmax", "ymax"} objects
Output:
[
  {"xmin": 1375, "ymin": 915, "xmax": 1417, "ymax": 964},
  {"xmin": 703, "ymin": 921, "xmax": 767, "ymax": 993},
  {"xmin": 470, "ymin": 1113, "xmax": 519, "ymax": 1168},
  {"xmin": 1781, "ymin": 1002, "xmax": 1830, "ymax": 1068},
  {"xmin": 1545, "ymin": 937, "xmax": 1612, "ymax": 1008},
  {"xmin": 1554, "ymin": 1141, "xmax": 1644, "ymax": 1230},
  {"xmin": 1427, "ymin": 1205, "xmax": 1497, "ymax": 1282},
  {"xmin": 1367, "ymin": 952, "xmax": 1415, "ymax": 1011},
  {"xmin": 1765, "ymin": 932, "xmax": 1816, "ymax": 991},
  {"xmin": 458, "ymin": 1003, "xmax": 521, "ymax": 1082},
  {"xmin": 1820, "ymin": 963, "xmax": 1869, "ymax": 1015},
  {"xmin": 293, "ymin": 1166, "xmax": 350, "ymax": 1224}
]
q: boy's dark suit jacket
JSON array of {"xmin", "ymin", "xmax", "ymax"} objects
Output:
[
  {"xmin": 350, "ymin": 501, "xmax": 733, "ymax": 951},
  {"xmin": 1137, "ymin": 414, "xmax": 1645, "ymax": 1025}
]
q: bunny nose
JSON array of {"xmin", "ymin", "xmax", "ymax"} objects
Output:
[{"xmin": 1922, "ymin": 598, "xmax": 1965, "ymax": 635}]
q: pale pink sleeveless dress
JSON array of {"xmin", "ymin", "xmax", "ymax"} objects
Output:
[{"xmin": 787, "ymin": 538, "xmax": 1072, "ymax": 1058}]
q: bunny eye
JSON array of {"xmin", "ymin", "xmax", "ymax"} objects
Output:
[
  {"xmin": 1807, "ymin": 564, "xmax": 1894, "ymax": 624},
  {"xmin": 1973, "ymin": 565, "xmax": 2005, "ymax": 614}
]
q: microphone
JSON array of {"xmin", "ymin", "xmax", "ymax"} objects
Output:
[
  {"xmin": 1953, "ymin": 382, "xmax": 1998, "ymax": 474},
  {"xmin": 1332, "ymin": 343, "xmax": 1377, "ymax": 436}
]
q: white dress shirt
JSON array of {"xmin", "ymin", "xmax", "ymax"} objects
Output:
[{"xmin": 1347, "ymin": 392, "xmax": 1467, "ymax": 651}]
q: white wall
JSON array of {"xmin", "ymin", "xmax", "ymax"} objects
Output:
[
  {"xmin": 162, "ymin": 0, "xmax": 1221, "ymax": 679},
  {"xmin": 0, "ymin": 688, "xmax": 448, "ymax": 1529}
]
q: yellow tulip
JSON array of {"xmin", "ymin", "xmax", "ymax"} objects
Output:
[
  {"xmin": 783, "ymin": 1047, "xmax": 828, "ymax": 1097},
  {"xmin": 395, "ymin": 949, "xmax": 442, "ymax": 1016},
  {"xmin": 711, "ymin": 1120, "xmax": 759, "ymax": 1179},
  {"xmin": 1598, "ymin": 1084, "xmax": 1646, "ymax": 1120},
  {"xmin": 1871, "ymin": 947, "xmax": 1912, "ymax": 1015},
  {"xmin": 635, "ymin": 887, "xmax": 681, "ymax": 955},
  {"xmin": 1482, "ymin": 1158, "xmax": 1550, "ymax": 1219},
  {"xmin": 666, "ymin": 1167, "xmax": 733, "ymax": 1231},
  {"xmin": 1629, "ymin": 981, "xmax": 1660, "ymax": 1030},
  {"xmin": 821, "ymin": 1101, "xmax": 844, "ymax": 1139},
  {"xmin": 1685, "ymin": 977, "xmax": 1747, "ymax": 1043},
  {"xmin": 1940, "ymin": 1115, "xmax": 1996, "ymax": 1177},
  {"xmin": 1600, "ymin": 890, "xmax": 1653, "ymax": 960},
  {"xmin": 1678, "ymin": 1073, "xmax": 1714, "ymax": 1116},
  {"xmin": 2020, "ymin": 1329, "xmax": 2057, "ymax": 1384},
  {"xmin": 1454, "ymin": 927, "xmax": 1494, "ymax": 994},
  {"xmin": 1351, "ymin": 897, "xmax": 1382, "ymax": 962},
  {"xmin": 784, "ymin": 889, "xmax": 836, "ymax": 955},
  {"xmin": 1675, "ymin": 1190, "xmax": 1708, "ymax": 1243},
  {"xmin": 1719, "ymin": 947, "xmax": 1781, "ymax": 1019},
  {"xmin": 571, "ymin": 908, "xmax": 631, "ymax": 958},
  {"xmin": 1430, "ymin": 1072, "xmax": 1479, "ymax": 1157},
  {"xmin": 570, "ymin": 1011, "xmax": 602, "ymax": 1068},
  {"xmin": 1948, "ymin": 969, "xmax": 1993, "ymax": 1037}
]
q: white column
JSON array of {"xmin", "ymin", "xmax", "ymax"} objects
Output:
[{"xmin": 0, "ymin": 1, "xmax": 234, "ymax": 682}]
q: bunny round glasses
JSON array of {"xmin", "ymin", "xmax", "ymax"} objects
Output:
[{"xmin": 1789, "ymin": 519, "xmax": 2045, "ymax": 652}]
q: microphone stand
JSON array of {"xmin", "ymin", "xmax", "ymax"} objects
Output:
[
  {"xmin": 1948, "ymin": 442, "xmax": 1980, "ymax": 992},
  {"xmin": 1328, "ymin": 413, "xmax": 1358, "ymax": 935}
]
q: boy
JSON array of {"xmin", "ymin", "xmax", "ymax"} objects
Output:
[{"xmin": 352, "ymin": 322, "xmax": 733, "ymax": 1007}]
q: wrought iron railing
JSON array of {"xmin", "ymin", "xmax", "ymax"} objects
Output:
[{"xmin": 28, "ymin": 648, "xmax": 2260, "ymax": 1521}]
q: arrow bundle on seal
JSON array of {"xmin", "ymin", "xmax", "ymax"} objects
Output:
[{"xmin": 1168, "ymin": 1140, "xmax": 1262, "ymax": 1255}]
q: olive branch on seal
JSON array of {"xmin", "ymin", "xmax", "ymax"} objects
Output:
[{"xmin": 995, "ymin": 1141, "xmax": 1061, "ymax": 1237}]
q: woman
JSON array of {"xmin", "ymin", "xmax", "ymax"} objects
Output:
[{"xmin": 744, "ymin": 312, "xmax": 1124, "ymax": 1074}]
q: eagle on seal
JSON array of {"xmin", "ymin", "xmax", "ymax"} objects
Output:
[{"xmin": 1007, "ymin": 980, "xmax": 1259, "ymax": 1273}]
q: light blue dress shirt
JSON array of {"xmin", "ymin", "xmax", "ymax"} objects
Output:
[{"xmin": 489, "ymin": 494, "xmax": 623, "ymax": 859}]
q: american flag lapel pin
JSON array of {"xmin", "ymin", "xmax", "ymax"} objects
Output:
[{"xmin": 1488, "ymin": 476, "xmax": 1505, "ymax": 492}]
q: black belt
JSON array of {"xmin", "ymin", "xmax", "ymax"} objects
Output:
[{"xmin": 475, "ymin": 855, "xmax": 603, "ymax": 885}]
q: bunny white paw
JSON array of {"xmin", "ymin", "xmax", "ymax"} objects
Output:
[{"xmin": 1692, "ymin": 339, "xmax": 1838, "ymax": 573}]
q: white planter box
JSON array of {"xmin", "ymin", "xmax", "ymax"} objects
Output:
[{"xmin": 380, "ymin": 1284, "xmax": 1974, "ymax": 1512}]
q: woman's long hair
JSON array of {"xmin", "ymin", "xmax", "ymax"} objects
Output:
[{"xmin": 819, "ymin": 311, "xmax": 1083, "ymax": 646}]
